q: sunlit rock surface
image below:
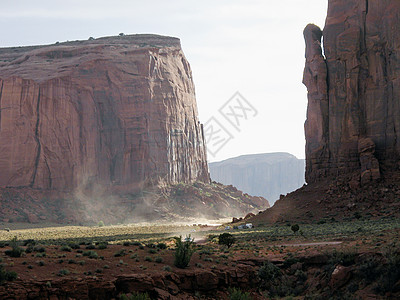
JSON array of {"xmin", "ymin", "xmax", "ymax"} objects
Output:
[{"xmin": 0, "ymin": 34, "xmax": 209, "ymax": 192}]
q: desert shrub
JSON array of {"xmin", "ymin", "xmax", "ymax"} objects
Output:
[
  {"xmin": 282, "ymin": 253, "xmax": 300, "ymax": 268},
  {"xmin": 258, "ymin": 261, "xmax": 286, "ymax": 295},
  {"xmin": 357, "ymin": 255, "xmax": 381, "ymax": 284},
  {"xmin": 60, "ymin": 245, "xmax": 72, "ymax": 252},
  {"xmin": 23, "ymin": 239, "xmax": 36, "ymax": 246},
  {"xmin": 123, "ymin": 241, "xmax": 131, "ymax": 246},
  {"xmin": 131, "ymin": 241, "xmax": 142, "ymax": 246},
  {"xmin": 258, "ymin": 261, "xmax": 281, "ymax": 281},
  {"xmin": 0, "ymin": 265, "xmax": 18, "ymax": 284},
  {"xmin": 33, "ymin": 245, "xmax": 46, "ymax": 253},
  {"xmin": 119, "ymin": 292, "xmax": 150, "ymax": 300},
  {"xmin": 83, "ymin": 250, "xmax": 98, "ymax": 259},
  {"xmin": 295, "ymin": 270, "xmax": 307, "ymax": 282},
  {"xmin": 157, "ymin": 243, "xmax": 167, "ymax": 249},
  {"xmin": 328, "ymin": 249, "xmax": 357, "ymax": 267},
  {"xmin": 163, "ymin": 265, "xmax": 172, "ymax": 272},
  {"xmin": 228, "ymin": 287, "xmax": 252, "ymax": 300},
  {"xmin": 98, "ymin": 242, "xmax": 108, "ymax": 250},
  {"xmin": 97, "ymin": 221, "xmax": 105, "ymax": 227},
  {"xmin": 148, "ymin": 249, "xmax": 157, "ymax": 254},
  {"xmin": 58, "ymin": 269, "xmax": 70, "ymax": 276},
  {"xmin": 144, "ymin": 256, "xmax": 152, "ymax": 262},
  {"xmin": 155, "ymin": 257, "xmax": 163, "ymax": 263},
  {"xmin": 114, "ymin": 249, "xmax": 126, "ymax": 257},
  {"xmin": 68, "ymin": 243, "xmax": 80, "ymax": 249},
  {"xmin": 86, "ymin": 244, "xmax": 95, "ymax": 250},
  {"xmin": 174, "ymin": 235, "xmax": 194, "ymax": 268},
  {"xmin": 5, "ymin": 237, "xmax": 24, "ymax": 258},
  {"xmin": 218, "ymin": 233, "xmax": 236, "ymax": 248},
  {"xmin": 291, "ymin": 224, "xmax": 300, "ymax": 234},
  {"xmin": 373, "ymin": 243, "xmax": 400, "ymax": 294}
]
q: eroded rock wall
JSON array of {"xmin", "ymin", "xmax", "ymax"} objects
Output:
[
  {"xmin": 0, "ymin": 35, "xmax": 209, "ymax": 192},
  {"xmin": 304, "ymin": 0, "xmax": 400, "ymax": 184}
]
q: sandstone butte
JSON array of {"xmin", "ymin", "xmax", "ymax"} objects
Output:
[
  {"xmin": 251, "ymin": 0, "xmax": 400, "ymax": 224},
  {"xmin": 303, "ymin": 0, "xmax": 400, "ymax": 186},
  {"xmin": 0, "ymin": 34, "xmax": 209, "ymax": 192},
  {"xmin": 0, "ymin": 35, "xmax": 269, "ymax": 223}
]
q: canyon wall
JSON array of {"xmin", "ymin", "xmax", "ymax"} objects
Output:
[
  {"xmin": 209, "ymin": 153, "xmax": 305, "ymax": 205},
  {"xmin": 303, "ymin": 0, "xmax": 400, "ymax": 184},
  {"xmin": 0, "ymin": 35, "xmax": 210, "ymax": 193}
]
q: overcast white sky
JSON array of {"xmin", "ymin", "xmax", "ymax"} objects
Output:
[{"xmin": 0, "ymin": 0, "xmax": 328, "ymax": 162}]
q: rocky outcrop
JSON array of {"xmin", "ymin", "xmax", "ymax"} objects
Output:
[
  {"xmin": 0, "ymin": 35, "xmax": 209, "ymax": 192},
  {"xmin": 209, "ymin": 153, "xmax": 305, "ymax": 204},
  {"xmin": 303, "ymin": 0, "xmax": 400, "ymax": 185},
  {"xmin": 0, "ymin": 264, "xmax": 261, "ymax": 300}
]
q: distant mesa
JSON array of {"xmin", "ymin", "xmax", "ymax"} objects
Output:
[{"xmin": 209, "ymin": 153, "xmax": 305, "ymax": 205}]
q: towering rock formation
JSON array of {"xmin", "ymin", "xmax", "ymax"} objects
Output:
[
  {"xmin": 304, "ymin": 0, "xmax": 400, "ymax": 185},
  {"xmin": 209, "ymin": 153, "xmax": 305, "ymax": 204},
  {"xmin": 0, "ymin": 35, "xmax": 209, "ymax": 193}
]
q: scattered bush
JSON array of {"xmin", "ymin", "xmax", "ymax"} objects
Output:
[
  {"xmin": 328, "ymin": 249, "xmax": 357, "ymax": 267},
  {"xmin": 114, "ymin": 249, "xmax": 126, "ymax": 257},
  {"xmin": 174, "ymin": 235, "xmax": 194, "ymax": 268},
  {"xmin": 119, "ymin": 292, "xmax": 150, "ymax": 300},
  {"xmin": 157, "ymin": 243, "xmax": 167, "ymax": 249},
  {"xmin": 155, "ymin": 257, "xmax": 163, "ymax": 263},
  {"xmin": 58, "ymin": 269, "xmax": 70, "ymax": 276},
  {"xmin": 68, "ymin": 243, "xmax": 80, "ymax": 250},
  {"xmin": 163, "ymin": 265, "xmax": 172, "ymax": 272},
  {"xmin": 258, "ymin": 261, "xmax": 281, "ymax": 281},
  {"xmin": 23, "ymin": 239, "xmax": 36, "ymax": 246},
  {"xmin": 291, "ymin": 224, "xmax": 300, "ymax": 234},
  {"xmin": 33, "ymin": 245, "xmax": 46, "ymax": 253},
  {"xmin": 228, "ymin": 287, "xmax": 252, "ymax": 300},
  {"xmin": 5, "ymin": 237, "xmax": 24, "ymax": 258},
  {"xmin": 97, "ymin": 221, "xmax": 105, "ymax": 227},
  {"xmin": 83, "ymin": 250, "xmax": 98, "ymax": 259},
  {"xmin": 98, "ymin": 242, "xmax": 108, "ymax": 250},
  {"xmin": 0, "ymin": 265, "xmax": 18, "ymax": 284},
  {"xmin": 60, "ymin": 245, "xmax": 72, "ymax": 252},
  {"xmin": 218, "ymin": 233, "xmax": 236, "ymax": 248},
  {"xmin": 144, "ymin": 256, "xmax": 153, "ymax": 262}
]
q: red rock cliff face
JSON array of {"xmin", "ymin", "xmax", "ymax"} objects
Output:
[
  {"xmin": 303, "ymin": 0, "xmax": 400, "ymax": 184},
  {"xmin": 0, "ymin": 35, "xmax": 210, "ymax": 192}
]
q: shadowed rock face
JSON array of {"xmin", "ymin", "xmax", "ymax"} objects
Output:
[
  {"xmin": 303, "ymin": 0, "xmax": 400, "ymax": 184},
  {"xmin": 0, "ymin": 35, "xmax": 210, "ymax": 192}
]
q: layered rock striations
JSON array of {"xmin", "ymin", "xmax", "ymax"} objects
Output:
[
  {"xmin": 0, "ymin": 35, "xmax": 210, "ymax": 192},
  {"xmin": 303, "ymin": 0, "xmax": 400, "ymax": 185},
  {"xmin": 209, "ymin": 153, "xmax": 305, "ymax": 204}
]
